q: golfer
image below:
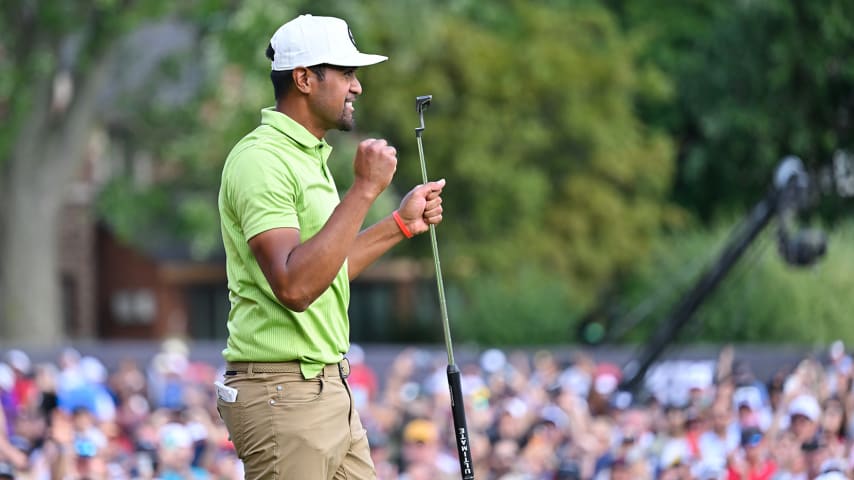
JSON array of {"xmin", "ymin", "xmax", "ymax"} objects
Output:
[{"xmin": 216, "ymin": 14, "xmax": 445, "ymax": 479}]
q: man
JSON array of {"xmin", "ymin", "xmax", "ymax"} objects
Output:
[
  {"xmin": 725, "ymin": 427, "xmax": 776, "ymax": 480},
  {"xmin": 155, "ymin": 423, "xmax": 209, "ymax": 480},
  {"xmin": 698, "ymin": 402, "xmax": 740, "ymax": 472},
  {"xmin": 216, "ymin": 14, "xmax": 446, "ymax": 479},
  {"xmin": 786, "ymin": 394, "xmax": 821, "ymax": 444},
  {"xmin": 399, "ymin": 419, "xmax": 458, "ymax": 480}
]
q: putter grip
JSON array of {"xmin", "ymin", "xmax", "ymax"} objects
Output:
[{"xmin": 447, "ymin": 364, "xmax": 475, "ymax": 479}]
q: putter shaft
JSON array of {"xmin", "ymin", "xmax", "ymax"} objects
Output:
[{"xmin": 415, "ymin": 133, "xmax": 455, "ymax": 366}]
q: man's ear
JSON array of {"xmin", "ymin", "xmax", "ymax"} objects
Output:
[{"xmin": 293, "ymin": 67, "xmax": 312, "ymax": 94}]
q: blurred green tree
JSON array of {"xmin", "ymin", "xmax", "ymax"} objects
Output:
[
  {"xmin": 0, "ymin": 0, "xmax": 693, "ymax": 346},
  {"xmin": 362, "ymin": 1, "xmax": 679, "ymax": 304},
  {"xmin": 106, "ymin": 0, "xmax": 678, "ymax": 316},
  {"xmin": 616, "ymin": 0, "xmax": 854, "ymax": 219},
  {"xmin": 0, "ymin": 1, "xmax": 231, "ymax": 343},
  {"xmin": 616, "ymin": 218, "xmax": 854, "ymax": 346}
]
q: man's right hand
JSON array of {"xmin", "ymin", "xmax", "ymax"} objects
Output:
[{"xmin": 353, "ymin": 139, "xmax": 397, "ymax": 198}]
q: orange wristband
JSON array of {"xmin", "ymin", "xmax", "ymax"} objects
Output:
[{"xmin": 392, "ymin": 210, "xmax": 413, "ymax": 238}]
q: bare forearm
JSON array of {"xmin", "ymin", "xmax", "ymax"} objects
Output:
[
  {"xmin": 348, "ymin": 215, "xmax": 406, "ymax": 280},
  {"xmin": 276, "ymin": 186, "xmax": 375, "ymax": 308},
  {"xmin": 348, "ymin": 179, "xmax": 446, "ymax": 280},
  {"xmin": 0, "ymin": 410, "xmax": 26, "ymax": 469},
  {"xmin": 0, "ymin": 437, "xmax": 28, "ymax": 470},
  {"xmin": 254, "ymin": 136, "xmax": 401, "ymax": 311}
]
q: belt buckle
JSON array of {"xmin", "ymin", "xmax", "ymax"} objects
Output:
[{"xmin": 338, "ymin": 357, "xmax": 350, "ymax": 379}]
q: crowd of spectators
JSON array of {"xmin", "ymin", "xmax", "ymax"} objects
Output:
[{"xmin": 0, "ymin": 339, "xmax": 852, "ymax": 479}]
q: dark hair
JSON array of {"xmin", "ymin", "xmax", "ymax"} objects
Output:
[
  {"xmin": 265, "ymin": 43, "xmax": 327, "ymax": 101},
  {"xmin": 740, "ymin": 427, "xmax": 763, "ymax": 447},
  {"xmin": 822, "ymin": 395, "xmax": 848, "ymax": 440}
]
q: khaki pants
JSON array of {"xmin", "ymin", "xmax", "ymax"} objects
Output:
[{"xmin": 217, "ymin": 362, "xmax": 376, "ymax": 479}]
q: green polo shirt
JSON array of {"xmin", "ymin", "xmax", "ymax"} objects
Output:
[{"xmin": 218, "ymin": 107, "xmax": 350, "ymax": 379}]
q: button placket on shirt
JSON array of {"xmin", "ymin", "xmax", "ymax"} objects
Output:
[{"xmin": 316, "ymin": 145, "xmax": 332, "ymax": 182}]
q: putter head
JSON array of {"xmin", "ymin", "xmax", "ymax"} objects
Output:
[{"xmin": 416, "ymin": 95, "xmax": 432, "ymax": 114}]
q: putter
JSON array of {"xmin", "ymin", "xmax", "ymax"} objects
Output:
[{"xmin": 415, "ymin": 94, "xmax": 475, "ymax": 480}]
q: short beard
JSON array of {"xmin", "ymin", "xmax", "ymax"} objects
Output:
[{"xmin": 337, "ymin": 115, "xmax": 354, "ymax": 131}]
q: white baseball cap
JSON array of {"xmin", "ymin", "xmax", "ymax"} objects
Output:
[
  {"xmin": 269, "ymin": 14, "xmax": 387, "ymax": 71},
  {"xmin": 788, "ymin": 394, "xmax": 821, "ymax": 422}
]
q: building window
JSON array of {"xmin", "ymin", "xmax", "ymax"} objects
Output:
[
  {"xmin": 61, "ymin": 274, "xmax": 77, "ymax": 335},
  {"xmin": 111, "ymin": 289, "xmax": 157, "ymax": 325},
  {"xmin": 187, "ymin": 285, "xmax": 230, "ymax": 339}
]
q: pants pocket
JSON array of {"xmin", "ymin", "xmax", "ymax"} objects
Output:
[
  {"xmin": 216, "ymin": 397, "xmax": 244, "ymax": 456},
  {"xmin": 271, "ymin": 377, "xmax": 324, "ymax": 404},
  {"xmin": 217, "ymin": 376, "xmax": 269, "ymax": 460}
]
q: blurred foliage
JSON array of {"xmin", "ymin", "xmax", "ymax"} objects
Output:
[
  {"xmin": 0, "ymin": 0, "xmax": 236, "ymax": 339},
  {"xmin": 615, "ymin": 0, "xmax": 854, "ymax": 220},
  {"xmin": 97, "ymin": 180, "xmax": 220, "ymax": 260},
  {"xmin": 5, "ymin": 0, "xmax": 852, "ymax": 343},
  {"xmin": 92, "ymin": 1, "xmax": 289, "ymax": 260},
  {"xmin": 354, "ymin": 1, "xmax": 679, "ymax": 303},
  {"xmin": 89, "ymin": 0, "xmax": 854, "ymax": 345},
  {"xmin": 451, "ymin": 267, "xmax": 585, "ymax": 346},
  {"xmin": 615, "ymin": 218, "xmax": 854, "ymax": 346},
  {"xmin": 0, "ymin": 0, "xmax": 223, "ymax": 166},
  {"xmin": 120, "ymin": 0, "xmax": 677, "ymax": 305}
]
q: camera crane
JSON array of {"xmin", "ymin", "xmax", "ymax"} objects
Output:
[{"xmin": 601, "ymin": 152, "xmax": 854, "ymax": 393}]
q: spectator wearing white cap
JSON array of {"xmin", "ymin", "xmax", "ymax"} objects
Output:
[
  {"xmin": 57, "ymin": 356, "xmax": 116, "ymax": 423},
  {"xmin": 657, "ymin": 438, "xmax": 693, "ymax": 480},
  {"xmin": 157, "ymin": 422, "xmax": 209, "ymax": 480},
  {"xmin": 815, "ymin": 470, "xmax": 848, "ymax": 480},
  {"xmin": 814, "ymin": 458, "xmax": 849, "ymax": 480},
  {"xmin": 5, "ymin": 351, "xmax": 36, "ymax": 415},
  {"xmin": 787, "ymin": 394, "xmax": 821, "ymax": 444},
  {"xmin": 732, "ymin": 384, "xmax": 771, "ymax": 431},
  {"xmin": 5, "ymin": 351, "xmax": 31, "ymax": 377}
]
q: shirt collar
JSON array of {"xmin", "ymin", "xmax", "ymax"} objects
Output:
[{"xmin": 260, "ymin": 107, "xmax": 332, "ymax": 154}]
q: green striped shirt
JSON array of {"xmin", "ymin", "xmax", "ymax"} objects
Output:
[{"xmin": 218, "ymin": 107, "xmax": 350, "ymax": 379}]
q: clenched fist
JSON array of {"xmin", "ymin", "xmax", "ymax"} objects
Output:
[
  {"xmin": 353, "ymin": 138, "xmax": 397, "ymax": 199},
  {"xmin": 396, "ymin": 179, "xmax": 446, "ymax": 236}
]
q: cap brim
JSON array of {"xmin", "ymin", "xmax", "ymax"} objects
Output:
[
  {"xmin": 325, "ymin": 52, "xmax": 388, "ymax": 68},
  {"xmin": 272, "ymin": 53, "xmax": 388, "ymax": 71}
]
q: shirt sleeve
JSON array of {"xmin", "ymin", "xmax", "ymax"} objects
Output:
[{"xmin": 227, "ymin": 147, "xmax": 301, "ymax": 240}]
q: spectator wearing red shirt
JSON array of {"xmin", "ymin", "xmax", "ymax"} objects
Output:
[
  {"xmin": 6, "ymin": 351, "xmax": 37, "ymax": 414},
  {"xmin": 727, "ymin": 427, "xmax": 776, "ymax": 480},
  {"xmin": 345, "ymin": 344, "xmax": 378, "ymax": 410}
]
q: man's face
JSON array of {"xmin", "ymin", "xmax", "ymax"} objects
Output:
[
  {"xmin": 805, "ymin": 446, "xmax": 828, "ymax": 475},
  {"xmin": 658, "ymin": 465, "xmax": 691, "ymax": 480},
  {"xmin": 790, "ymin": 414, "xmax": 817, "ymax": 442},
  {"xmin": 403, "ymin": 438, "xmax": 438, "ymax": 465},
  {"xmin": 611, "ymin": 468, "xmax": 630, "ymax": 480},
  {"xmin": 309, "ymin": 65, "xmax": 362, "ymax": 132},
  {"xmin": 744, "ymin": 442, "xmax": 763, "ymax": 461},
  {"xmin": 712, "ymin": 406, "xmax": 731, "ymax": 431}
]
